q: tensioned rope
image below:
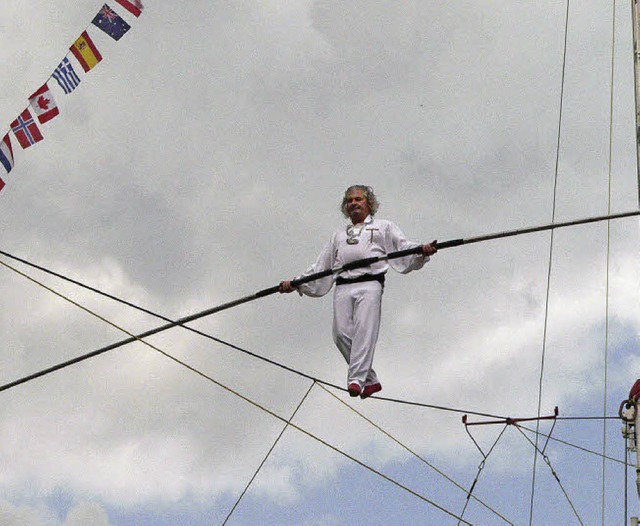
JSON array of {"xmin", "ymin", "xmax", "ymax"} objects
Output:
[
  {"xmin": 601, "ymin": 1, "xmax": 617, "ymax": 523},
  {"xmin": 0, "ymin": 258, "xmax": 473, "ymax": 524},
  {"xmin": 459, "ymin": 424, "xmax": 509, "ymax": 525},
  {"xmin": 529, "ymin": 1, "xmax": 570, "ymax": 524},
  {"xmin": 222, "ymin": 381, "xmax": 317, "ymax": 526},
  {"xmin": 0, "ymin": 252, "xmax": 508, "ymax": 420},
  {"xmin": 3, "ymin": 253, "xmax": 620, "ymax": 522},
  {"xmin": 556, "ymin": 415, "xmax": 620, "ymax": 420},
  {"xmin": 2, "ymin": 233, "xmax": 635, "ymax": 523},
  {"xmin": 518, "ymin": 424, "xmax": 628, "ymax": 466},
  {"xmin": 517, "ymin": 423, "xmax": 584, "ymax": 525},
  {"xmin": 1, "ymin": 257, "xmax": 515, "ymax": 524}
]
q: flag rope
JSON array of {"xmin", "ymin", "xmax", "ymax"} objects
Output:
[{"xmin": 0, "ymin": 1, "xmax": 144, "ymax": 190}]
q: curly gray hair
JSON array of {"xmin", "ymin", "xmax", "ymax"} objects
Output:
[{"xmin": 340, "ymin": 185, "xmax": 380, "ymax": 218}]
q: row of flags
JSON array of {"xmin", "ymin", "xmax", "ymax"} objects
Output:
[{"xmin": 0, "ymin": 0, "xmax": 144, "ymax": 193}]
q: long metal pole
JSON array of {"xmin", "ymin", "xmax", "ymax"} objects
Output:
[
  {"xmin": 435, "ymin": 209, "xmax": 640, "ymax": 249},
  {"xmin": 1, "ymin": 209, "xmax": 638, "ymax": 393},
  {"xmin": 632, "ymin": 0, "xmax": 640, "ymax": 205}
]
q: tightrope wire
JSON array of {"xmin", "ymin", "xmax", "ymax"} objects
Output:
[{"xmin": 0, "ymin": 250, "xmax": 508, "ymax": 420}]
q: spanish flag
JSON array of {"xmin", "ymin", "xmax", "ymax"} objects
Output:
[{"xmin": 70, "ymin": 31, "xmax": 103, "ymax": 72}]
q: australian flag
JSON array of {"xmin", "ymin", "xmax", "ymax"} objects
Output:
[{"xmin": 92, "ymin": 4, "xmax": 131, "ymax": 41}]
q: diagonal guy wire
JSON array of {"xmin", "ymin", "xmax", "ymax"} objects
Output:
[
  {"xmin": 0, "ymin": 258, "xmax": 474, "ymax": 524},
  {"xmin": 222, "ymin": 381, "xmax": 317, "ymax": 525}
]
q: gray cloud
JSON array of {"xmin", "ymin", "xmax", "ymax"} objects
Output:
[{"xmin": 0, "ymin": 1, "xmax": 638, "ymax": 524}]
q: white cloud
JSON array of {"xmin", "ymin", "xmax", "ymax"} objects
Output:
[
  {"xmin": 63, "ymin": 502, "xmax": 111, "ymax": 526},
  {"xmin": 0, "ymin": 499, "xmax": 111, "ymax": 526}
]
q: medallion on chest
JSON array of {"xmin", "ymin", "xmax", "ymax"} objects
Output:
[{"xmin": 346, "ymin": 222, "xmax": 379, "ymax": 244}]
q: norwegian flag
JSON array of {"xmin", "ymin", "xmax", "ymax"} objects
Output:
[
  {"xmin": 11, "ymin": 109, "xmax": 44, "ymax": 149},
  {"xmin": 29, "ymin": 83, "xmax": 60, "ymax": 124}
]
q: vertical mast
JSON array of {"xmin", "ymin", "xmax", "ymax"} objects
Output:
[{"xmin": 632, "ymin": 0, "xmax": 640, "ymax": 204}]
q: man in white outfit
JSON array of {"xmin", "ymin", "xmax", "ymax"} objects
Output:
[{"xmin": 279, "ymin": 185, "xmax": 437, "ymax": 399}]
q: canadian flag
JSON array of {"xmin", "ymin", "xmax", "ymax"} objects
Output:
[{"xmin": 29, "ymin": 83, "xmax": 60, "ymax": 124}]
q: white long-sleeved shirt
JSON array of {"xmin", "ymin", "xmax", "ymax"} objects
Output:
[{"xmin": 297, "ymin": 215, "xmax": 428, "ymax": 297}]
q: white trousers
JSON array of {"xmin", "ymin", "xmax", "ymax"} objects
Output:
[{"xmin": 332, "ymin": 280, "xmax": 383, "ymax": 388}]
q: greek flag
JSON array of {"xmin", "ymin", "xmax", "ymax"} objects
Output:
[{"xmin": 52, "ymin": 57, "xmax": 81, "ymax": 94}]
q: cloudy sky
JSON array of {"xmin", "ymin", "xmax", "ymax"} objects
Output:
[{"xmin": 1, "ymin": 0, "xmax": 639, "ymax": 524}]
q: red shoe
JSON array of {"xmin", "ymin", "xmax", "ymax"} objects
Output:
[
  {"xmin": 360, "ymin": 383, "xmax": 382, "ymax": 399},
  {"xmin": 348, "ymin": 383, "xmax": 362, "ymax": 397}
]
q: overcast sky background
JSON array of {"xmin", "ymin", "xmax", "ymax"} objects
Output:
[{"xmin": 1, "ymin": 1, "xmax": 639, "ymax": 524}]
